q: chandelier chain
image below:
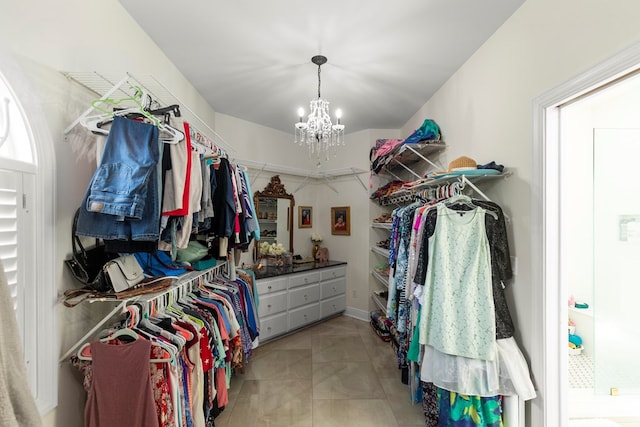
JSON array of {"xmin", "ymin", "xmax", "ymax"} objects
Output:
[{"xmin": 317, "ymin": 63, "xmax": 322, "ymax": 99}]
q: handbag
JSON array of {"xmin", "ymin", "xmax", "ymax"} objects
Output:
[
  {"xmin": 104, "ymin": 255, "xmax": 145, "ymax": 293},
  {"xmin": 64, "ymin": 208, "xmax": 118, "ymax": 292}
]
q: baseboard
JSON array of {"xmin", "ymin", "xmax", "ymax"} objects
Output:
[{"xmin": 344, "ymin": 306, "xmax": 369, "ymax": 322}]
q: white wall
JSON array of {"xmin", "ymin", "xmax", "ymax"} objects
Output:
[
  {"xmin": 402, "ymin": 0, "xmax": 640, "ymax": 424},
  {"xmin": 1, "ymin": 0, "xmax": 640, "ymax": 425}
]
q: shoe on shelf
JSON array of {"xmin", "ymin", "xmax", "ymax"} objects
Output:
[{"xmin": 373, "ymin": 212, "xmax": 391, "ymax": 223}]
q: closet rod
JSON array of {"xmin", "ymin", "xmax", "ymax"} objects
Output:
[
  {"xmin": 58, "ymin": 300, "xmax": 128, "ymax": 363},
  {"xmin": 59, "ymin": 261, "xmax": 229, "ymax": 364}
]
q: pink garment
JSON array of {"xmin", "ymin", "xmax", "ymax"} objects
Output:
[
  {"xmin": 215, "ymin": 367, "xmax": 229, "ymax": 408},
  {"xmin": 84, "ymin": 339, "xmax": 159, "ymax": 427},
  {"xmin": 374, "ymin": 139, "xmax": 404, "ymax": 157}
]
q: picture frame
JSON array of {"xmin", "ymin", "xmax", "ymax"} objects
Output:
[
  {"xmin": 298, "ymin": 206, "xmax": 312, "ymax": 228},
  {"xmin": 331, "ymin": 206, "xmax": 350, "ymax": 235}
]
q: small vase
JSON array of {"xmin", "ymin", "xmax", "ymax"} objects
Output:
[{"xmin": 312, "ymin": 243, "xmax": 320, "ymax": 259}]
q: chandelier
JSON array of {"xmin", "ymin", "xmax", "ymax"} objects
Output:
[{"xmin": 294, "ymin": 55, "xmax": 345, "ymax": 162}]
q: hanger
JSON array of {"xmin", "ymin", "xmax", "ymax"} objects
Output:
[
  {"xmin": 443, "ymin": 194, "xmax": 498, "ymax": 220},
  {"xmin": 77, "ymin": 328, "xmax": 171, "ymax": 363},
  {"xmin": 91, "ymin": 86, "xmax": 160, "ymax": 125},
  {"xmin": 205, "ymin": 278, "xmax": 239, "ymax": 294},
  {"xmin": 81, "ymin": 88, "xmax": 184, "ymax": 144},
  {"xmin": 148, "ymin": 104, "xmax": 181, "ymax": 118}
]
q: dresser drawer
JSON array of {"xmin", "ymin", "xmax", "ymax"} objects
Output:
[
  {"xmin": 289, "ymin": 272, "xmax": 320, "ymax": 288},
  {"xmin": 320, "ymin": 266, "xmax": 346, "ymax": 281},
  {"xmin": 288, "ymin": 283, "xmax": 320, "ymax": 309},
  {"xmin": 257, "ymin": 277, "xmax": 288, "ymax": 295},
  {"xmin": 320, "ymin": 295, "xmax": 346, "ymax": 318},
  {"xmin": 260, "ymin": 313, "xmax": 288, "ymax": 341},
  {"xmin": 258, "ymin": 292, "xmax": 287, "ymax": 318},
  {"xmin": 288, "ymin": 303, "xmax": 320, "ymax": 330},
  {"xmin": 320, "ymin": 277, "xmax": 346, "ymax": 300}
]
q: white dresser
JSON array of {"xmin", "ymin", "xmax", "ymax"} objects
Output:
[{"xmin": 255, "ymin": 262, "xmax": 347, "ymax": 342}]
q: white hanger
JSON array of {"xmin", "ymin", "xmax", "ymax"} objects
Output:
[
  {"xmin": 76, "ymin": 328, "xmax": 171, "ymax": 363},
  {"xmin": 80, "ymin": 87, "xmax": 184, "ymax": 145}
]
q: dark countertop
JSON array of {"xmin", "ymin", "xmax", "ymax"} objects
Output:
[{"xmin": 250, "ymin": 260, "xmax": 347, "ymax": 280}]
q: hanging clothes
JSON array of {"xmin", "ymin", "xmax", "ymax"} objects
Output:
[
  {"xmin": 72, "ymin": 269, "xmax": 260, "ymax": 427},
  {"xmin": 436, "ymin": 388, "xmax": 503, "ymax": 427},
  {"xmin": 84, "ymin": 339, "xmax": 159, "ymax": 427},
  {"xmin": 419, "ymin": 204, "xmax": 495, "ymax": 361},
  {"xmin": 76, "ymin": 116, "xmax": 163, "ymax": 253},
  {"xmin": 383, "ymin": 192, "xmax": 535, "ymax": 426}
]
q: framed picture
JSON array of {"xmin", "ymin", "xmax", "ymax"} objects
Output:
[
  {"xmin": 298, "ymin": 206, "xmax": 312, "ymax": 228},
  {"xmin": 331, "ymin": 206, "xmax": 350, "ymax": 235}
]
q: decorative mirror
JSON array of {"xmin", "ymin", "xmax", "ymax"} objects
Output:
[{"xmin": 254, "ymin": 175, "xmax": 295, "ymax": 254}]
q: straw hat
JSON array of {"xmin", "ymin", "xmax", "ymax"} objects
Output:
[{"xmin": 448, "ymin": 156, "xmax": 477, "ymax": 171}]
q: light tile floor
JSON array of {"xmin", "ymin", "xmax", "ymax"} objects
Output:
[{"xmin": 215, "ymin": 315, "xmax": 425, "ymax": 427}]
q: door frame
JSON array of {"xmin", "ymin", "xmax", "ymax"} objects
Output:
[{"xmin": 531, "ymin": 41, "xmax": 640, "ymax": 426}]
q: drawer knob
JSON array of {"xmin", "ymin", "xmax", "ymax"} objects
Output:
[
  {"xmin": 304, "ymin": 278, "xmax": 308, "ymax": 283},
  {"xmin": 267, "ymin": 326, "xmax": 272, "ymax": 331},
  {"xmin": 303, "ymin": 314, "xmax": 307, "ymax": 318},
  {"xmin": 268, "ymin": 304, "xmax": 272, "ymax": 308},
  {"xmin": 332, "ymin": 287, "xmax": 336, "ymax": 291},
  {"xmin": 268, "ymin": 285, "xmax": 272, "ymax": 290},
  {"xmin": 304, "ymin": 294, "xmax": 307, "ymax": 298}
]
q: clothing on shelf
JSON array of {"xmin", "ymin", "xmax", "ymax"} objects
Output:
[{"xmin": 71, "ymin": 269, "xmax": 260, "ymax": 427}]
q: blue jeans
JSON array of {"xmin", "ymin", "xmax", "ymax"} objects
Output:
[{"xmin": 76, "ymin": 116, "xmax": 162, "ymax": 241}]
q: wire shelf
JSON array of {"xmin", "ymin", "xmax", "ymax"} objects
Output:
[{"xmin": 62, "ymin": 71, "xmax": 235, "ymax": 155}]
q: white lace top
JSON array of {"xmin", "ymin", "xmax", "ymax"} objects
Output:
[{"xmin": 419, "ymin": 203, "xmax": 496, "ymax": 361}]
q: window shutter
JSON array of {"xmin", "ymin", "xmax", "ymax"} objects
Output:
[{"xmin": 0, "ymin": 169, "xmax": 22, "ymax": 340}]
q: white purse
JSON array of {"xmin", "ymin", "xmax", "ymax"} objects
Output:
[{"xmin": 103, "ymin": 255, "xmax": 145, "ymax": 293}]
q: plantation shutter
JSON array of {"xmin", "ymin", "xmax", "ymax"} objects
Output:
[{"xmin": 0, "ymin": 169, "xmax": 23, "ymax": 340}]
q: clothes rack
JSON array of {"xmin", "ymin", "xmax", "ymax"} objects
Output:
[
  {"xmin": 239, "ymin": 158, "xmax": 368, "ymax": 194},
  {"xmin": 63, "ymin": 72, "xmax": 234, "ymax": 157},
  {"xmin": 59, "ymin": 261, "xmax": 230, "ymax": 363}
]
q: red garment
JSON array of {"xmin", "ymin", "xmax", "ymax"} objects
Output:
[
  {"xmin": 198, "ymin": 326, "xmax": 214, "ymax": 372},
  {"xmin": 214, "ymin": 367, "xmax": 229, "ymax": 408},
  {"xmin": 150, "ymin": 345, "xmax": 175, "ymax": 427},
  {"xmin": 84, "ymin": 339, "xmax": 159, "ymax": 427}
]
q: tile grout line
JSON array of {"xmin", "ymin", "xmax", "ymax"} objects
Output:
[{"xmin": 359, "ymin": 321, "xmax": 404, "ymax": 427}]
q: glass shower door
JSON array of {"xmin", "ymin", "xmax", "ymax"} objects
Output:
[{"xmin": 593, "ymin": 128, "xmax": 640, "ymax": 396}]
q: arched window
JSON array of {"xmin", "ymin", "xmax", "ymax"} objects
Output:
[{"xmin": 0, "ymin": 58, "xmax": 57, "ymax": 414}]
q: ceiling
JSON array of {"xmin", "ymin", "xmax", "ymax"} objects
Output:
[{"xmin": 119, "ymin": 0, "xmax": 525, "ymax": 136}]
